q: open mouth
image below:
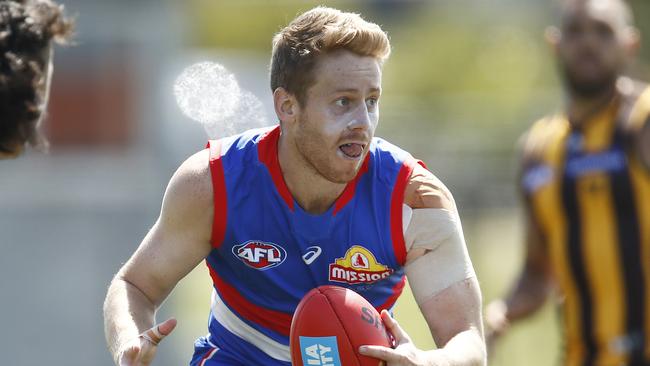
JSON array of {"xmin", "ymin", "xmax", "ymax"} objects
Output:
[{"xmin": 339, "ymin": 143, "xmax": 366, "ymax": 159}]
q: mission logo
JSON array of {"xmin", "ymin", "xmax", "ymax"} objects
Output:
[{"xmin": 328, "ymin": 245, "xmax": 393, "ymax": 284}]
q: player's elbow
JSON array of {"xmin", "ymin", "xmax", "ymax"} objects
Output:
[{"xmin": 103, "ymin": 274, "xmax": 130, "ymax": 315}]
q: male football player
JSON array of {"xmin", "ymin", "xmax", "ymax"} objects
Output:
[
  {"xmin": 485, "ymin": 1, "xmax": 650, "ymax": 365},
  {"xmin": 104, "ymin": 6, "xmax": 486, "ymax": 366}
]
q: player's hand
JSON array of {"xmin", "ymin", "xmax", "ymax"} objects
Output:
[
  {"xmin": 359, "ymin": 310, "xmax": 432, "ymax": 366},
  {"xmin": 117, "ymin": 318, "xmax": 177, "ymax": 366}
]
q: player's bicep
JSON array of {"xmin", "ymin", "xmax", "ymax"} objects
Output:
[
  {"xmin": 517, "ymin": 128, "xmax": 552, "ymax": 280},
  {"xmin": 118, "ymin": 150, "xmax": 214, "ymax": 306},
  {"xmin": 403, "ymin": 164, "xmax": 475, "ymax": 290},
  {"xmin": 419, "ymin": 276, "xmax": 483, "ymax": 347},
  {"xmin": 522, "ymin": 203, "xmax": 550, "ymax": 277},
  {"xmin": 639, "ymin": 116, "xmax": 650, "ymax": 171},
  {"xmin": 404, "ymin": 164, "xmax": 455, "ymax": 211},
  {"xmin": 404, "ymin": 208, "xmax": 475, "ymax": 303}
]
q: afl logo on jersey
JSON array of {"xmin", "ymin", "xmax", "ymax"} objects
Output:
[{"xmin": 232, "ymin": 240, "xmax": 287, "ymax": 270}]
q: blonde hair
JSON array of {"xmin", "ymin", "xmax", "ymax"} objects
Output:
[{"xmin": 270, "ymin": 6, "xmax": 390, "ymax": 105}]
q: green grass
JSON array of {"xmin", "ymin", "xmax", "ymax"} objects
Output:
[{"xmin": 167, "ymin": 208, "xmax": 560, "ymax": 365}]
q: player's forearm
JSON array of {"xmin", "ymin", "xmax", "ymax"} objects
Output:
[
  {"xmin": 427, "ymin": 327, "xmax": 486, "ymax": 366},
  {"xmin": 103, "ymin": 276, "xmax": 157, "ymax": 362},
  {"xmin": 502, "ymin": 268, "xmax": 550, "ymax": 322}
]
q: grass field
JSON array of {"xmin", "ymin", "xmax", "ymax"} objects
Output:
[{"xmin": 167, "ymin": 208, "xmax": 560, "ymax": 365}]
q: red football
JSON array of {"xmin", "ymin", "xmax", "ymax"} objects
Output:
[{"xmin": 290, "ymin": 285, "xmax": 393, "ymax": 366}]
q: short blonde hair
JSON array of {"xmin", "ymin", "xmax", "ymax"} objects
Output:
[{"xmin": 270, "ymin": 6, "xmax": 390, "ymax": 105}]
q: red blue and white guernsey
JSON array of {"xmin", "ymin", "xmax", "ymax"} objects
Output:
[{"xmin": 190, "ymin": 125, "xmax": 422, "ymax": 366}]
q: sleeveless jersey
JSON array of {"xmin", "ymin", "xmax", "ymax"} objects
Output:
[{"xmin": 194, "ymin": 125, "xmax": 420, "ymax": 365}]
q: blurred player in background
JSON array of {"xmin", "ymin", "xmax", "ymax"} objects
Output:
[
  {"xmin": 485, "ymin": 0, "xmax": 650, "ymax": 365},
  {"xmin": 104, "ymin": 6, "xmax": 486, "ymax": 366},
  {"xmin": 0, "ymin": 0, "xmax": 72, "ymax": 159}
]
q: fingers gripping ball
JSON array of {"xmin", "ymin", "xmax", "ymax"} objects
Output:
[{"xmin": 290, "ymin": 286, "xmax": 393, "ymax": 366}]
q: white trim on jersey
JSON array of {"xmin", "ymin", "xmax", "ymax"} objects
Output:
[
  {"xmin": 200, "ymin": 348, "xmax": 218, "ymax": 366},
  {"xmin": 210, "ymin": 290, "xmax": 292, "ymax": 362}
]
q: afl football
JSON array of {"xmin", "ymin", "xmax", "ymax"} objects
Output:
[{"xmin": 290, "ymin": 285, "xmax": 393, "ymax": 366}]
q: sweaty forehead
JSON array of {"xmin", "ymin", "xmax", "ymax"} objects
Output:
[{"xmin": 560, "ymin": 0, "xmax": 632, "ymax": 29}]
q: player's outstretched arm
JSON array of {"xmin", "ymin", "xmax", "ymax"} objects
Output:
[
  {"xmin": 483, "ymin": 206, "xmax": 553, "ymax": 348},
  {"xmin": 103, "ymin": 149, "xmax": 214, "ymax": 366},
  {"xmin": 360, "ymin": 164, "xmax": 486, "ymax": 366}
]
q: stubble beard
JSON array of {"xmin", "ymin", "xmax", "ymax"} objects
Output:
[
  {"xmin": 295, "ymin": 115, "xmax": 358, "ymax": 185},
  {"xmin": 561, "ymin": 62, "xmax": 619, "ymax": 99}
]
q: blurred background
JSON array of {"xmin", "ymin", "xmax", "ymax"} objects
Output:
[{"xmin": 1, "ymin": 0, "xmax": 648, "ymax": 365}]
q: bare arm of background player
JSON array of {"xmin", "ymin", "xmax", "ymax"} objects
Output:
[
  {"xmin": 639, "ymin": 116, "xmax": 650, "ymax": 170},
  {"xmin": 103, "ymin": 149, "xmax": 213, "ymax": 366},
  {"xmin": 360, "ymin": 164, "xmax": 486, "ymax": 366},
  {"xmin": 485, "ymin": 137, "xmax": 554, "ymax": 348},
  {"xmin": 483, "ymin": 201, "xmax": 553, "ymax": 349}
]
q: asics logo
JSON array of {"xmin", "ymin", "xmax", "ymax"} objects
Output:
[{"xmin": 302, "ymin": 246, "xmax": 322, "ymax": 265}]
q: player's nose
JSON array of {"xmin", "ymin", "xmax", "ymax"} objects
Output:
[{"xmin": 347, "ymin": 105, "xmax": 372, "ymax": 131}]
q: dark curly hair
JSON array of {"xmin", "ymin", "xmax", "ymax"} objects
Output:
[{"xmin": 0, "ymin": 0, "xmax": 73, "ymax": 156}]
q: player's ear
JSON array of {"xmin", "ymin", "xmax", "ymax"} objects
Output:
[
  {"xmin": 544, "ymin": 26, "xmax": 561, "ymax": 55},
  {"xmin": 273, "ymin": 87, "xmax": 298, "ymax": 125},
  {"xmin": 623, "ymin": 26, "xmax": 641, "ymax": 58}
]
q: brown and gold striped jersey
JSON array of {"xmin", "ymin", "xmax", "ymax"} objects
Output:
[{"xmin": 520, "ymin": 82, "xmax": 650, "ymax": 366}]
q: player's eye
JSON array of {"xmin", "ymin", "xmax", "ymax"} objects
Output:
[
  {"xmin": 366, "ymin": 98, "xmax": 378, "ymax": 109},
  {"xmin": 563, "ymin": 23, "xmax": 582, "ymax": 40},
  {"xmin": 335, "ymin": 97, "xmax": 350, "ymax": 108}
]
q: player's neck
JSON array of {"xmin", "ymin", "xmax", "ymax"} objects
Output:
[
  {"xmin": 566, "ymin": 84, "xmax": 618, "ymax": 129},
  {"xmin": 277, "ymin": 135, "xmax": 347, "ymax": 215}
]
